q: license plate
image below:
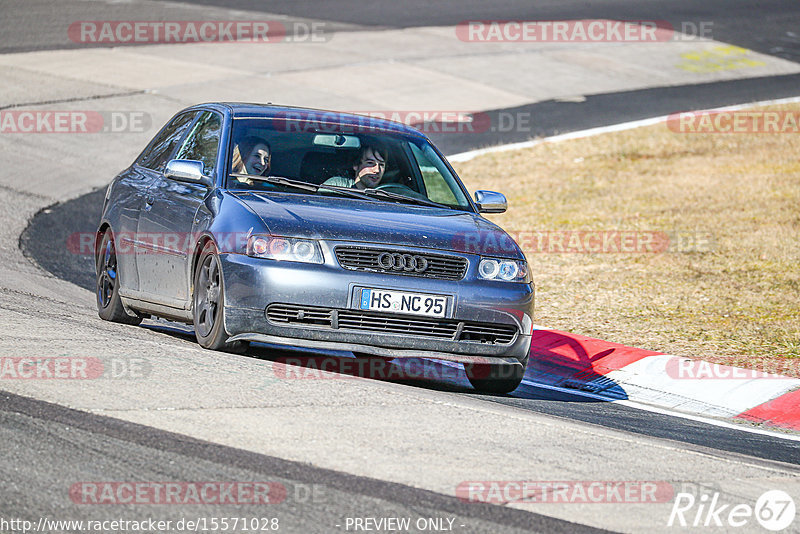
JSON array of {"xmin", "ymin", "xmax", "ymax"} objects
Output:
[{"xmin": 359, "ymin": 288, "xmax": 448, "ymax": 318}]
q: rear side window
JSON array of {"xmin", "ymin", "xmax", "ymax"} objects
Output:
[
  {"xmin": 175, "ymin": 111, "xmax": 223, "ymax": 176},
  {"xmin": 137, "ymin": 112, "xmax": 197, "ymax": 172}
]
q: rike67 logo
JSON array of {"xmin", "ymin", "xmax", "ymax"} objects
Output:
[{"xmin": 668, "ymin": 490, "xmax": 796, "ymax": 531}]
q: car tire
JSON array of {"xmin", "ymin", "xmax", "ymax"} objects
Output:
[
  {"xmin": 96, "ymin": 230, "xmax": 142, "ymax": 325},
  {"xmin": 192, "ymin": 242, "xmax": 248, "ymax": 353},
  {"xmin": 464, "ymin": 354, "xmax": 527, "ymax": 394}
]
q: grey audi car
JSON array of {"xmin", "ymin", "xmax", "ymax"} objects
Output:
[{"xmin": 96, "ymin": 103, "xmax": 534, "ymax": 393}]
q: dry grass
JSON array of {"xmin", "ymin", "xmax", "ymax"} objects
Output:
[{"xmin": 453, "ymin": 103, "xmax": 800, "ymax": 376}]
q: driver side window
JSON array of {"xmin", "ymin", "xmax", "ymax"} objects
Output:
[{"xmin": 175, "ymin": 111, "xmax": 222, "ymax": 176}]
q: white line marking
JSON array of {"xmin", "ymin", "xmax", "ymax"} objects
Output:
[
  {"xmin": 448, "ymin": 95, "xmax": 800, "ymax": 162},
  {"xmin": 602, "ymin": 355, "xmax": 800, "ymax": 417},
  {"xmin": 520, "ymin": 379, "xmax": 800, "ymax": 443},
  {"xmin": 432, "ymin": 357, "xmax": 800, "ymax": 440}
]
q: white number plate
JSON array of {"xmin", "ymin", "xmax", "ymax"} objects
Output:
[{"xmin": 359, "ymin": 288, "xmax": 448, "ymax": 318}]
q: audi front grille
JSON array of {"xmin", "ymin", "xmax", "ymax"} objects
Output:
[
  {"xmin": 266, "ymin": 304, "xmax": 517, "ymax": 345},
  {"xmin": 334, "ymin": 246, "xmax": 467, "ymax": 281}
]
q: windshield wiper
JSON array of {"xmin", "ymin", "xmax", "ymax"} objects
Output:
[
  {"xmin": 230, "ymin": 173, "xmax": 320, "ymax": 192},
  {"xmin": 229, "ymin": 174, "xmax": 371, "ymax": 200},
  {"xmin": 361, "ymin": 188, "xmax": 450, "ymax": 209},
  {"xmin": 316, "ymin": 183, "xmax": 374, "ymax": 200},
  {"xmin": 229, "ymin": 174, "xmax": 449, "ymax": 207}
]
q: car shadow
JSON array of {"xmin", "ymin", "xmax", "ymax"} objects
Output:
[
  {"xmin": 140, "ymin": 322, "xmax": 629, "ymax": 400},
  {"xmin": 21, "ymin": 188, "xmax": 104, "ymax": 292},
  {"xmin": 140, "ymin": 321, "xmax": 472, "ymax": 392},
  {"xmin": 249, "ymin": 348, "xmax": 476, "ymax": 394},
  {"xmin": 525, "ymin": 329, "xmax": 630, "ymax": 401}
]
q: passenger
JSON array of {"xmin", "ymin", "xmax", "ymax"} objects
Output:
[
  {"xmin": 323, "ymin": 142, "xmax": 387, "ymax": 190},
  {"xmin": 232, "ymin": 136, "xmax": 271, "ymax": 185}
]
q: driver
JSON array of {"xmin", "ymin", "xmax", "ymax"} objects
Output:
[
  {"xmin": 232, "ymin": 136, "xmax": 271, "ymax": 185},
  {"xmin": 323, "ymin": 142, "xmax": 387, "ymax": 190}
]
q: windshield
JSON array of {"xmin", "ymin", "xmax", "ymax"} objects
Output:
[{"xmin": 226, "ymin": 117, "xmax": 473, "ymax": 210}]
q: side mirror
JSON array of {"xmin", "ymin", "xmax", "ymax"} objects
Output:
[
  {"xmin": 164, "ymin": 160, "xmax": 213, "ymax": 188},
  {"xmin": 474, "ymin": 190, "xmax": 507, "ymax": 214}
]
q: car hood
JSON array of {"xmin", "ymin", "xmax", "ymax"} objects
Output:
[{"xmin": 232, "ymin": 191, "xmax": 522, "ymax": 258}]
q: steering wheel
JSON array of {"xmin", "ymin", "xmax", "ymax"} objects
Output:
[
  {"xmin": 376, "ymin": 183, "xmax": 417, "ymax": 195},
  {"xmin": 376, "ymin": 182, "xmax": 432, "ymax": 201}
]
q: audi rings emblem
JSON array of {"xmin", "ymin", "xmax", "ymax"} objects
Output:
[{"xmin": 377, "ymin": 252, "xmax": 429, "ymax": 273}]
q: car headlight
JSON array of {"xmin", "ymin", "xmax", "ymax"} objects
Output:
[
  {"xmin": 246, "ymin": 235, "xmax": 323, "ymax": 264},
  {"xmin": 478, "ymin": 258, "xmax": 527, "ymax": 282}
]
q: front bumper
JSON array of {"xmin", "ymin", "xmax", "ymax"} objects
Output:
[{"xmin": 219, "ymin": 249, "xmax": 534, "ymax": 366}]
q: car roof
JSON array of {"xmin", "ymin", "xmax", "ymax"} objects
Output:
[{"xmin": 190, "ymin": 102, "xmax": 429, "ymax": 139}]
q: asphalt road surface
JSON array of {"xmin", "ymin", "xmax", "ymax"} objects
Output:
[
  {"xmin": 4, "ymin": 0, "xmax": 800, "ymax": 532},
  {"xmin": 2, "ymin": 391, "xmax": 605, "ymax": 534},
  {"xmin": 21, "ymin": 189, "xmax": 800, "ymax": 466},
  {"xmin": 5, "ymin": 0, "xmax": 800, "ymax": 61}
]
